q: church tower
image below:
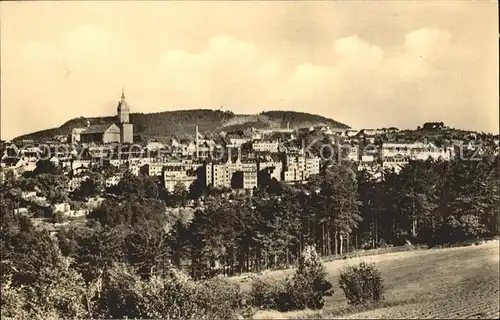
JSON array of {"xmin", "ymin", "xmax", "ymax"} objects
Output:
[
  {"xmin": 116, "ymin": 88, "xmax": 133, "ymax": 144},
  {"xmin": 117, "ymin": 87, "xmax": 130, "ymax": 123}
]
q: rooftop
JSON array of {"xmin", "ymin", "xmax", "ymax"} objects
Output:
[{"xmin": 82, "ymin": 124, "xmax": 117, "ymax": 135}]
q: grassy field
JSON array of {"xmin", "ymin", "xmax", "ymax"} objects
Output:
[{"xmin": 233, "ymin": 241, "xmax": 500, "ymax": 319}]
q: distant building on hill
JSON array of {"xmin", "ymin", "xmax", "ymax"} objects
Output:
[
  {"xmin": 421, "ymin": 122, "xmax": 445, "ymax": 130},
  {"xmin": 71, "ymin": 89, "xmax": 134, "ymax": 144},
  {"xmin": 381, "ymin": 142, "xmax": 452, "ymax": 161}
]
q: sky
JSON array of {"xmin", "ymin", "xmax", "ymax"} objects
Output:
[{"xmin": 1, "ymin": 1, "xmax": 498, "ymax": 140}]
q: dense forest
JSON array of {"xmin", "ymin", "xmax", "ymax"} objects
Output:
[
  {"xmin": 259, "ymin": 111, "xmax": 349, "ymax": 129},
  {"xmin": 14, "ymin": 109, "xmax": 350, "ymax": 141}
]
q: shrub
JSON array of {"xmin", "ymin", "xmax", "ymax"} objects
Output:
[
  {"xmin": 339, "ymin": 262, "xmax": 384, "ymax": 305},
  {"xmin": 1, "ymin": 276, "xmax": 31, "ymax": 319},
  {"xmin": 287, "ymin": 245, "xmax": 333, "ymax": 310},
  {"xmin": 51, "ymin": 211, "xmax": 68, "ymax": 224},
  {"xmin": 95, "ymin": 264, "xmax": 247, "ymax": 320},
  {"xmin": 194, "ymin": 277, "xmax": 250, "ymax": 319},
  {"xmin": 1, "ymin": 261, "xmax": 89, "ymax": 320},
  {"xmin": 135, "ymin": 272, "xmax": 203, "ymax": 320},
  {"xmin": 249, "ymin": 245, "xmax": 333, "ymax": 312},
  {"xmin": 248, "ymin": 276, "xmax": 286, "ymax": 310}
]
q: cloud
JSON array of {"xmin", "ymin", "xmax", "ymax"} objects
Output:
[
  {"xmin": 379, "ymin": 28, "xmax": 452, "ymax": 81},
  {"xmin": 0, "ymin": 2, "xmax": 497, "ymax": 140},
  {"xmin": 333, "ymin": 36, "xmax": 384, "ymax": 71},
  {"xmin": 153, "ymin": 31, "xmax": 452, "ymax": 113},
  {"xmin": 154, "ymin": 34, "xmax": 284, "ymax": 111},
  {"xmin": 404, "ymin": 28, "xmax": 452, "ymax": 62},
  {"xmin": 21, "ymin": 29, "xmax": 461, "ymax": 126}
]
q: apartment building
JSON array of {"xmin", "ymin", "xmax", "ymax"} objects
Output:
[
  {"xmin": 71, "ymin": 159, "xmax": 92, "ymax": 174},
  {"xmin": 0, "ymin": 157, "xmax": 24, "ymax": 180},
  {"xmin": 197, "ymin": 141, "xmax": 217, "ymax": 159},
  {"xmin": 109, "ymin": 154, "xmax": 149, "ymax": 168},
  {"xmin": 143, "ymin": 163, "xmax": 164, "ymax": 176},
  {"xmin": 257, "ymin": 156, "xmax": 283, "ymax": 182},
  {"xmin": 381, "ymin": 142, "xmax": 451, "ymax": 161},
  {"xmin": 282, "ymin": 154, "xmax": 304, "ymax": 183},
  {"xmin": 231, "ymin": 169, "xmax": 258, "ymax": 190},
  {"xmin": 87, "ymin": 144, "xmax": 116, "ymax": 159},
  {"xmin": 238, "ymin": 162, "xmax": 258, "ymax": 189},
  {"xmin": 109, "ymin": 156, "xmax": 129, "ymax": 168},
  {"xmin": 282, "ymin": 153, "xmax": 320, "ymax": 183},
  {"xmin": 252, "ymin": 140, "xmax": 280, "ymax": 153},
  {"xmin": 211, "ymin": 162, "xmax": 229, "ymax": 187},
  {"xmin": 181, "ymin": 141, "xmax": 197, "ymax": 157},
  {"xmin": 163, "ymin": 165, "xmax": 198, "ymax": 192},
  {"xmin": 357, "ymin": 155, "xmax": 377, "ymax": 171},
  {"xmin": 228, "ymin": 137, "xmax": 250, "ymax": 148},
  {"xmin": 144, "ymin": 159, "xmax": 204, "ymax": 177},
  {"xmin": 21, "ymin": 146, "xmax": 42, "ymax": 161},
  {"xmin": 356, "ymin": 128, "xmax": 384, "ymax": 144},
  {"xmin": 206, "ymin": 148, "xmax": 257, "ymax": 189},
  {"xmin": 47, "ymin": 147, "xmax": 73, "ymax": 169},
  {"xmin": 382, "ymin": 155, "xmax": 410, "ymax": 173},
  {"xmin": 305, "ymin": 157, "xmax": 321, "ymax": 178},
  {"xmin": 345, "ymin": 145, "xmax": 359, "ymax": 162}
]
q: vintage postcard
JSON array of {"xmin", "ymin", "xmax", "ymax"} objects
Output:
[{"xmin": 1, "ymin": 1, "xmax": 498, "ymax": 319}]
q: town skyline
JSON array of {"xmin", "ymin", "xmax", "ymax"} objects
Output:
[{"xmin": 1, "ymin": 1, "xmax": 499, "ymax": 140}]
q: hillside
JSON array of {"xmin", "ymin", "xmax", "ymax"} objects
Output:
[
  {"xmin": 237, "ymin": 242, "xmax": 499, "ymax": 319},
  {"xmin": 14, "ymin": 109, "xmax": 350, "ymax": 141}
]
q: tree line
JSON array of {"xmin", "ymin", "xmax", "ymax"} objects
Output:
[
  {"xmin": 3, "ymin": 153, "xmax": 498, "ymax": 281},
  {"xmin": 1, "ymin": 151, "xmax": 498, "ymax": 317}
]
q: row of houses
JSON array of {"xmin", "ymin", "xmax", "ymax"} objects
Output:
[
  {"xmin": 2, "ymin": 122, "xmax": 497, "ymax": 189},
  {"xmin": 0, "ymin": 139, "xmax": 466, "ymax": 186},
  {"xmin": 7, "ymin": 189, "xmax": 105, "ymax": 220},
  {"xmin": 65, "ymin": 124, "xmax": 393, "ymax": 156},
  {"xmin": 148, "ymin": 150, "xmax": 321, "ymax": 192},
  {"xmin": 33, "ymin": 138, "xmax": 492, "ymax": 195},
  {"xmin": 19, "ymin": 143, "xmax": 321, "ymax": 195}
]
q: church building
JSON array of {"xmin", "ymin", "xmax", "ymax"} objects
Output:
[
  {"xmin": 71, "ymin": 89, "xmax": 134, "ymax": 144},
  {"xmin": 116, "ymin": 89, "xmax": 134, "ymax": 144}
]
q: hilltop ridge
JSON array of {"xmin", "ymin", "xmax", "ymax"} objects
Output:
[{"xmin": 13, "ymin": 109, "xmax": 350, "ymax": 141}]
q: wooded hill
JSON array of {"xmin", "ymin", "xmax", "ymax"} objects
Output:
[{"xmin": 14, "ymin": 110, "xmax": 350, "ymax": 142}]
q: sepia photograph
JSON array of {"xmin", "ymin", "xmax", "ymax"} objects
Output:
[{"xmin": 0, "ymin": 1, "xmax": 499, "ymax": 319}]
